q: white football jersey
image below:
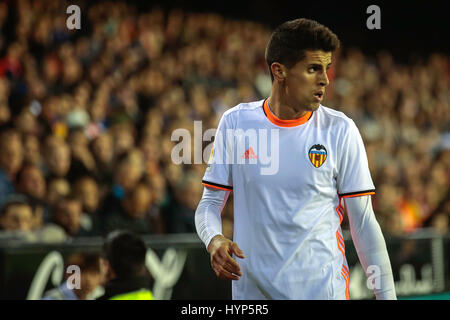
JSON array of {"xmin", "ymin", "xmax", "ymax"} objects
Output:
[{"xmin": 202, "ymin": 99, "xmax": 375, "ymax": 300}]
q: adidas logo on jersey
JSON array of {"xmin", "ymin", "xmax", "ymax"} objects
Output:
[{"xmin": 242, "ymin": 147, "xmax": 258, "ymax": 159}]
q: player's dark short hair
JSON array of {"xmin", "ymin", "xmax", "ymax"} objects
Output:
[
  {"xmin": 265, "ymin": 18, "xmax": 340, "ymax": 81},
  {"xmin": 102, "ymin": 230, "xmax": 147, "ymax": 279}
]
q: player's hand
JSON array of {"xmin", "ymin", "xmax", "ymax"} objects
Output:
[{"xmin": 207, "ymin": 235, "xmax": 245, "ymax": 281}]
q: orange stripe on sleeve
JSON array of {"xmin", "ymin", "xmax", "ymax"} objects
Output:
[
  {"xmin": 202, "ymin": 183, "xmax": 233, "ymax": 192},
  {"xmin": 340, "ymin": 191, "xmax": 375, "ymax": 198}
]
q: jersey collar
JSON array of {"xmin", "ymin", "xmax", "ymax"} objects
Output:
[{"xmin": 262, "ymin": 99, "xmax": 313, "ymax": 127}]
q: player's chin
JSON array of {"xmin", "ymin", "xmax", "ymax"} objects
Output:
[{"xmin": 307, "ymin": 102, "xmax": 321, "ymax": 111}]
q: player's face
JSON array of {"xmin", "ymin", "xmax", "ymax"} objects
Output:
[{"xmin": 284, "ymin": 50, "xmax": 332, "ymax": 111}]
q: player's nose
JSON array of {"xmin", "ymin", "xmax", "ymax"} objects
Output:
[{"xmin": 318, "ymin": 71, "xmax": 329, "ymax": 87}]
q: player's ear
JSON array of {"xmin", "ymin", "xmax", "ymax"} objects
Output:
[
  {"xmin": 101, "ymin": 258, "xmax": 115, "ymax": 281},
  {"xmin": 270, "ymin": 62, "xmax": 287, "ymax": 82}
]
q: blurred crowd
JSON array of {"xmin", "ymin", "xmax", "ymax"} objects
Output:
[
  {"xmin": 328, "ymin": 49, "xmax": 449, "ymax": 235},
  {"xmin": 0, "ymin": 0, "xmax": 448, "ymax": 243}
]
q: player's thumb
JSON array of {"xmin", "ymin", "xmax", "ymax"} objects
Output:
[{"xmin": 231, "ymin": 242, "xmax": 245, "ymax": 259}]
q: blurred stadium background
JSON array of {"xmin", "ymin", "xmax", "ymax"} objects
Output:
[{"xmin": 0, "ymin": 0, "xmax": 448, "ymax": 300}]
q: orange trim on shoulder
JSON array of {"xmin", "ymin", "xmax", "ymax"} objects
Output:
[
  {"xmin": 340, "ymin": 191, "xmax": 375, "ymax": 198},
  {"xmin": 263, "ymin": 99, "xmax": 312, "ymax": 127},
  {"xmin": 202, "ymin": 182, "xmax": 232, "ymax": 192}
]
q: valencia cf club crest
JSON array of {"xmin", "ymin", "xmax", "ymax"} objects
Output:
[{"xmin": 308, "ymin": 144, "xmax": 327, "ymax": 168}]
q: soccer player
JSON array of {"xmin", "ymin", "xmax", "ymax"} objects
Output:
[{"xmin": 195, "ymin": 18, "xmax": 396, "ymax": 300}]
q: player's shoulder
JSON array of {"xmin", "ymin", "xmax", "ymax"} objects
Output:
[
  {"xmin": 318, "ymin": 104, "xmax": 352, "ymax": 122},
  {"xmin": 223, "ymin": 99, "xmax": 264, "ymax": 117},
  {"xmin": 220, "ymin": 99, "xmax": 265, "ymax": 125},
  {"xmin": 318, "ymin": 105, "xmax": 357, "ymax": 131}
]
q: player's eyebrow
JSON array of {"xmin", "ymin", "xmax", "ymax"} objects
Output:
[{"xmin": 308, "ymin": 63, "xmax": 332, "ymax": 69}]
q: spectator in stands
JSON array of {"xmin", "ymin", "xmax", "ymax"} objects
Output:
[
  {"xmin": 13, "ymin": 108, "xmax": 40, "ymax": 137},
  {"xmin": 111, "ymin": 123, "xmax": 136, "ymax": 159},
  {"xmin": 72, "ymin": 176, "xmax": 101, "ymax": 215},
  {"xmin": 46, "ymin": 177, "xmax": 71, "ymax": 208},
  {"xmin": 16, "ymin": 165, "xmax": 46, "ymax": 204},
  {"xmin": 163, "ymin": 171, "xmax": 203, "ymax": 233},
  {"xmin": 51, "ymin": 196, "xmax": 92, "ymax": 237},
  {"xmin": 98, "ymin": 153, "xmax": 144, "ymax": 222},
  {"xmin": 72, "ymin": 176, "xmax": 102, "ymax": 235},
  {"xmin": 424, "ymin": 189, "xmax": 450, "ymax": 235},
  {"xmin": 42, "ymin": 252, "xmax": 104, "ymax": 300},
  {"xmin": 146, "ymin": 172, "xmax": 168, "ymax": 234},
  {"xmin": 0, "ymin": 128, "xmax": 23, "ymax": 207},
  {"xmin": 0, "ymin": 194, "xmax": 33, "ymax": 232},
  {"xmin": 101, "ymin": 182, "xmax": 154, "ymax": 235},
  {"xmin": 22, "ymin": 134, "xmax": 43, "ymax": 167},
  {"xmin": 430, "ymin": 213, "xmax": 449, "ymax": 235},
  {"xmin": 67, "ymin": 129, "xmax": 97, "ymax": 183},
  {"xmin": 0, "ymin": 79, "xmax": 11, "ymax": 126},
  {"xmin": 0, "ymin": 193, "xmax": 67, "ymax": 242},
  {"xmin": 16, "ymin": 164, "xmax": 47, "ymax": 228},
  {"xmin": 43, "ymin": 135, "xmax": 71, "ymax": 179},
  {"xmin": 90, "ymin": 131, "xmax": 115, "ymax": 192}
]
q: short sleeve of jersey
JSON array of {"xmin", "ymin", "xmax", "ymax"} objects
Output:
[
  {"xmin": 202, "ymin": 112, "xmax": 233, "ymax": 191},
  {"xmin": 336, "ymin": 119, "xmax": 375, "ymax": 198}
]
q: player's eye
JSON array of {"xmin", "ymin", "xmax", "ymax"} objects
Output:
[{"xmin": 309, "ymin": 65, "xmax": 323, "ymax": 73}]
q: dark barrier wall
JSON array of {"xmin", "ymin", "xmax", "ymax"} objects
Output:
[{"xmin": 0, "ymin": 231, "xmax": 449, "ymax": 300}]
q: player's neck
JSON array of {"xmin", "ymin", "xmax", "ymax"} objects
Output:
[{"xmin": 268, "ymin": 90, "xmax": 309, "ymax": 120}]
